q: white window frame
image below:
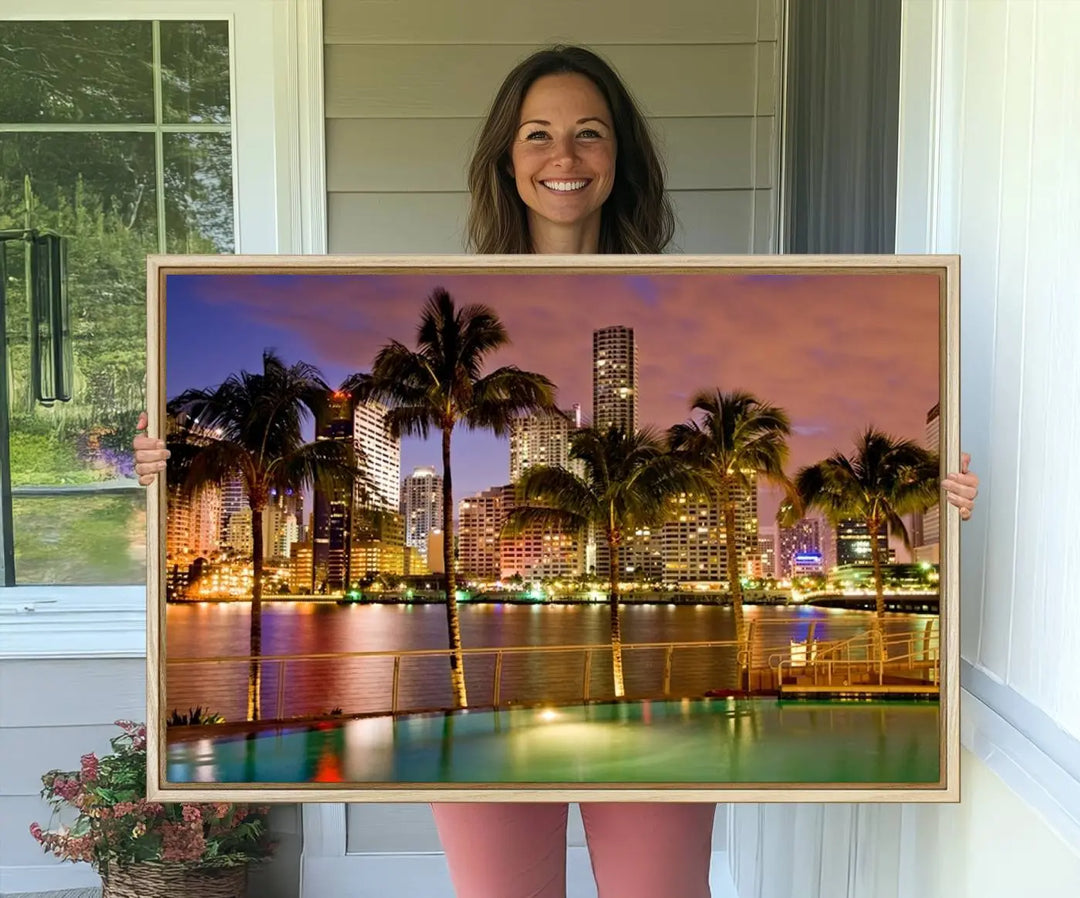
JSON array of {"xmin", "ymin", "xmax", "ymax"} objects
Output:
[{"xmin": 0, "ymin": 0, "xmax": 326, "ymax": 659}]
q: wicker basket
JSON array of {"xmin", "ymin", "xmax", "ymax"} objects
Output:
[{"xmin": 101, "ymin": 862, "xmax": 248, "ymax": 898}]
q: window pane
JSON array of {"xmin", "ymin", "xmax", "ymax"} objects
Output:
[
  {"xmin": 2, "ymin": 133, "xmax": 157, "ymax": 585},
  {"xmin": 0, "ymin": 22, "xmax": 154, "ymax": 123},
  {"xmin": 160, "ymin": 21, "xmax": 232, "ymax": 124},
  {"xmin": 12, "ymin": 492, "xmax": 146, "ymax": 585},
  {"xmin": 164, "ymin": 133, "xmax": 235, "ymax": 253}
]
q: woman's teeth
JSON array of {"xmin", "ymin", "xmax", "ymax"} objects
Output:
[{"xmin": 542, "ymin": 180, "xmax": 588, "ymax": 192}]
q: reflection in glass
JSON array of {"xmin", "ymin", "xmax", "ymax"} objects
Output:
[
  {"xmin": 160, "ymin": 21, "xmax": 232, "ymax": 125},
  {"xmin": 12, "ymin": 492, "xmax": 146, "ymax": 584},
  {"xmin": 0, "ymin": 22, "xmax": 154, "ymax": 123},
  {"xmin": 164, "ymin": 133, "xmax": 235, "ymax": 253}
]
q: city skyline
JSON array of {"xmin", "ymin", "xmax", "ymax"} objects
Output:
[{"xmin": 165, "ymin": 270, "xmax": 941, "ymax": 537}]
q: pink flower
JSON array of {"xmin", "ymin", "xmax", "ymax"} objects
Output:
[
  {"xmin": 29, "ymin": 822, "xmax": 43, "ymax": 842},
  {"xmin": 52, "ymin": 776, "xmax": 82, "ymax": 802},
  {"xmin": 182, "ymin": 805, "xmax": 202, "ymax": 824},
  {"xmin": 112, "ymin": 801, "xmax": 136, "ymax": 817},
  {"xmin": 80, "ymin": 753, "xmax": 99, "ymax": 782},
  {"xmin": 161, "ymin": 821, "xmax": 206, "ymax": 862}
]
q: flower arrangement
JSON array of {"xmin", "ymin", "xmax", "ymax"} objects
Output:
[{"xmin": 30, "ymin": 720, "xmax": 275, "ymax": 881}]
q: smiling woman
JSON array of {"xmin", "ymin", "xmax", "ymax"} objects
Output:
[{"xmin": 465, "ymin": 45, "xmax": 673, "ymax": 256}]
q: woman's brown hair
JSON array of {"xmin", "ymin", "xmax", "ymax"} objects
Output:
[{"xmin": 466, "ymin": 45, "xmax": 675, "ymax": 255}]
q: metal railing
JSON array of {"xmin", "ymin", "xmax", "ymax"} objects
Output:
[{"xmin": 168, "ymin": 637, "xmax": 750, "ymax": 723}]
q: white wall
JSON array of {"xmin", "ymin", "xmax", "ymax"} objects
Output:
[
  {"xmin": 323, "ymin": 0, "xmax": 782, "ymax": 254},
  {"xmin": 727, "ymin": 0, "xmax": 1080, "ymax": 894}
]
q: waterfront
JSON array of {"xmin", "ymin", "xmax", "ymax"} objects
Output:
[{"xmin": 166, "ymin": 602, "xmax": 937, "ymax": 724}]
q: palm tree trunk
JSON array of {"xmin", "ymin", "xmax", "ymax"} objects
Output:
[
  {"xmin": 607, "ymin": 536, "xmax": 625, "ymax": 698},
  {"xmin": 869, "ymin": 516, "xmax": 885, "ymax": 622},
  {"xmin": 441, "ymin": 427, "xmax": 468, "ymax": 708},
  {"xmin": 723, "ymin": 483, "xmax": 745, "ymax": 643},
  {"xmin": 247, "ymin": 502, "xmax": 264, "ymax": 721}
]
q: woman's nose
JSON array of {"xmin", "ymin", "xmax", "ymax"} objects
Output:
[{"xmin": 550, "ymin": 134, "xmax": 577, "ymax": 164}]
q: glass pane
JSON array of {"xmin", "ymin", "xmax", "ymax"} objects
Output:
[
  {"xmin": 12, "ymin": 492, "xmax": 146, "ymax": 585},
  {"xmin": 2, "ymin": 133, "xmax": 157, "ymax": 585},
  {"xmin": 164, "ymin": 133, "xmax": 235, "ymax": 253},
  {"xmin": 160, "ymin": 21, "xmax": 232, "ymax": 124},
  {"xmin": 0, "ymin": 22, "xmax": 153, "ymax": 123}
]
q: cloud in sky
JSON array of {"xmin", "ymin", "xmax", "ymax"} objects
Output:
[{"xmin": 165, "ymin": 268, "xmax": 941, "ymax": 520}]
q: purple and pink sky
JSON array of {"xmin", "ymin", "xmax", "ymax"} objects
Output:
[{"xmin": 165, "ymin": 269, "xmax": 941, "ymax": 531}]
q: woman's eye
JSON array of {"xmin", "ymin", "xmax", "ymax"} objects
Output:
[
  {"xmin": 525, "ymin": 130, "xmax": 550, "ymax": 140},
  {"xmin": 578, "ymin": 129, "xmax": 602, "ymax": 139}
]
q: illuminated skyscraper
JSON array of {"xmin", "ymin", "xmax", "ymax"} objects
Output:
[
  {"xmin": 778, "ymin": 518, "xmax": 822, "ymax": 578},
  {"xmin": 836, "ymin": 519, "xmax": 891, "ymax": 566},
  {"xmin": 509, "ymin": 405, "xmax": 583, "ymax": 482},
  {"xmin": 401, "ymin": 466, "xmax": 443, "ymax": 553},
  {"xmin": 914, "ymin": 403, "xmax": 941, "ymax": 563},
  {"xmin": 593, "ymin": 326, "xmax": 637, "ymax": 434}
]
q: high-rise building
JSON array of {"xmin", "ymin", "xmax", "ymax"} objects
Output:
[
  {"xmin": 592, "ymin": 326, "xmax": 637, "ymax": 434},
  {"xmin": 167, "ymin": 482, "xmax": 222, "ymax": 557},
  {"xmin": 458, "ymin": 485, "xmax": 516, "ymax": 579},
  {"xmin": 755, "ymin": 531, "xmax": 777, "ymax": 580},
  {"xmin": 659, "ymin": 478, "xmax": 759, "ymax": 583},
  {"xmin": 218, "ymin": 474, "xmax": 248, "ymax": 552},
  {"xmin": 266, "ymin": 488, "xmax": 303, "ymax": 560},
  {"xmin": 915, "ymin": 403, "xmax": 941, "ymax": 563},
  {"xmin": 313, "ymin": 393, "xmax": 354, "ymax": 592},
  {"xmin": 355, "ymin": 400, "xmax": 401, "ymax": 512},
  {"xmin": 509, "ymin": 405, "xmax": 583, "ymax": 482},
  {"xmin": 313, "ymin": 394, "xmax": 403, "ymax": 592},
  {"xmin": 777, "ymin": 518, "xmax": 822, "ymax": 578},
  {"xmin": 836, "ymin": 519, "xmax": 892, "ymax": 566},
  {"xmin": 401, "ymin": 466, "xmax": 444, "ymax": 552}
]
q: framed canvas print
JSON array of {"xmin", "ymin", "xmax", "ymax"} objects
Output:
[{"xmin": 144, "ymin": 253, "xmax": 960, "ymax": 803}]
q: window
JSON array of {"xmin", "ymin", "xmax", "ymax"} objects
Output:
[{"xmin": 1, "ymin": 19, "xmax": 235, "ymax": 585}]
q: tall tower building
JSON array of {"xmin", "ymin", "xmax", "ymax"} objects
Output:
[
  {"xmin": 313, "ymin": 395, "xmax": 402, "ymax": 592},
  {"xmin": 509, "ymin": 405, "xmax": 583, "ymax": 482},
  {"xmin": 218, "ymin": 474, "xmax": 248, "ymax": 552},
  {"xmin": 167, "ymin": 482, "xmax": 222, "ymax": 558},
  {"xmin": 836, "ymin": 519, "xmax": 892, "ymax": 566},
  {"xmin": 313, "ymin": 393, "xmax": 357, "ymax": 592},
  {"xmin": 914, "ymin": 403, "xmax": 941, "ymax": 563},
  {"xmin": 458, "ymin": 485, "xmax": 516, "ymax": 579},
  {"xmin": 777, "ymin": 517, "xmax": 822, "ymax": 579},
  {"xmin": 401, "ymin": 466, "xmax": 444, "ymax": 553},
  {"xmin": 658, "ymin": 479, "xmax": 758, "ymax": 583},
  {"xmin": 592, "ymin": 326, "xmax": 638, "ymax": 435},
  {"xmin": 354, "ymin": 400, "xmax": 401, "ymax": 512}
]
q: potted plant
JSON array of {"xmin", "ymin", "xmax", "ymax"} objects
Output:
[{"xmin": 30, "ymin": 720, "xmax": 275, "ymax": 897}]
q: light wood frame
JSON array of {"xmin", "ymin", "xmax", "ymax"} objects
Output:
[{"xmin": 145, "ymin": 252, "xmax": 960, "ymax": 803}]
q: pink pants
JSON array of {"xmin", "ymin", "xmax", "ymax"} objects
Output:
[{"xmin": 431, "ymin": 802, "xmax": 716, "ymax": 898}]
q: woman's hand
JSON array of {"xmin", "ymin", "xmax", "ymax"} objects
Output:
[
  {"xmin": 941, "ymin": 452, "xmax": 979, "ymax": 521},
  {"xmin": 133, "ymin": 411, "xmax": 170, "ymax": 486}
]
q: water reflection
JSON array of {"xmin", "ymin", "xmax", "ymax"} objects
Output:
[
  {"xmin": 165, "ymin": 698, "xmax": 939, "ymax": 785},
  {"xmin": 166, "ymin": 603, "xmax": 936, "ymax": 723}
]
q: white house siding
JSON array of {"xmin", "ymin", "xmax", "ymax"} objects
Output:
[{"xmin": 324, "ymin": 0, "xmax": 781, "ymax": 255}]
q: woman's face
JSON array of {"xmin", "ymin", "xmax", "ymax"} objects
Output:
[{"xmin": 509, "ymin": 73, "xmax": 617, "ymax": 242}]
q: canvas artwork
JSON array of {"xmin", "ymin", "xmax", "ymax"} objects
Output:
[{"xmin": 145, "ymin": 254, "xmax": 959, "ymax": 802}]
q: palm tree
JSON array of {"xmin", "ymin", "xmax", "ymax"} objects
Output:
[
  {"xmin": 167, "ymin": 350, "xmax": 362, "ymax": 721},
  {"xmin": 356, "ymin": 287, "xmax": 556, "ymax": 708},
  {"xmin": 668, "ymin": 390, "xmax": 793, "ymax": 643},
  {"xmin": 506, "ymin": 426, "xmax": 699, "ymax": 698},
  {"xmin": 788, "ymin": 427, "xmax": 939, "ymax": 620}
]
